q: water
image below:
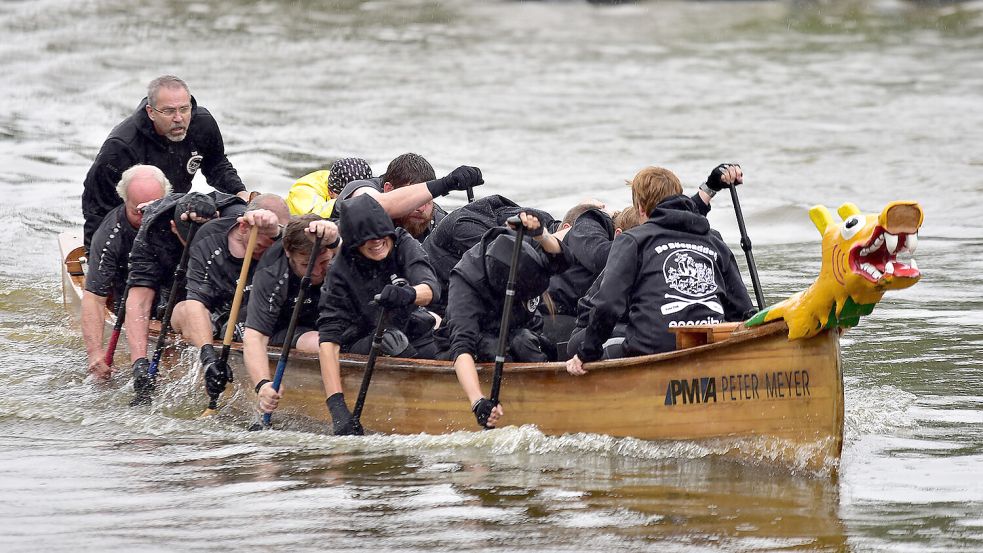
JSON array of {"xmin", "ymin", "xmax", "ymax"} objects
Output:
[{"xmin": 1, "ymin": 0, "xmax": 982, "ymax": 550}]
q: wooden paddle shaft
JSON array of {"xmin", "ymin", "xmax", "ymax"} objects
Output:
[
  {"xmin": 221, "ymin": 224, "xmax": 259, "ymax": 357},
  {"xmin": 205, "ymin": 224, "xmax": 260, "ymax": 412}
]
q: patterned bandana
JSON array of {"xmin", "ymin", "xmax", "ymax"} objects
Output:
[{"xmin": 328, "ymin": 158, "xmax": 373, "ymax": 196}]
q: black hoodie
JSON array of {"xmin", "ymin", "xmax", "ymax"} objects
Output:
[
  {"xmin": 578, "ymin": 194, "xmax": 752, "ymax": 361},
  {"xmin": 440, "ymin": 227, "xmax": 571, "ymax": 361},
  {"xmin": 81, "ymin": 97, "xmax": 246, "ymax": 249},
  {"xmin": 317, "ymin": 195, "xmax": 440, "ymax": 347},
  {"xmin": 126, "ymin": 191, "xmax": 245, "ymax": 294},
  {"xmin": 546, "ymin": 208, "xmax": 616, "ymax": 316}
]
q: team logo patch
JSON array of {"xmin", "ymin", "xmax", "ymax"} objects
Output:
[
  {"xmin": 526, "ymin": 295, "xmax": 540, "ymax": 313},
  {"xmin": 186, "ymin": 152, "xmax": 203, "ymax": 176},
  {"xmin": 661, "ymin": 249, "xmax": 724, "ymax": 315}
]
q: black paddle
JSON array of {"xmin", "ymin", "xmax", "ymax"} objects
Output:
[
  {"xmin": 351, "ymin": 275, "xmax": 410, "ymax": 427},
  {"xmin": 728, "ymin": 185, "xmax": 765, "ymax": 311},
  {"xmin": 132, "ymin": 222, "xmax": 199, "ymax": 406},
  {"xmin": 260, "ymin": 236, "xmax": 323, "ymax": 429},
  {"xmin": 104, "ymin": 286, "xmax": 129, "ymax": 366},
  {"xmin": 488, "ymin": 216, "xmax": 526, "ymax": 414}
]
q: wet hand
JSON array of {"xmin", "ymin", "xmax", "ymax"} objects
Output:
[
  {"xmin": 257, "ymin": 381, "xmax": 282, "ymax": 413},
  {"xmin": 516, "ymin": 211, "xmax": 545, "ymax": 237},
  {"xmin": 238, "ymin": 208, "xmax": 281, "ymax": 237},
  {"xmin": 705, "ymin": 163, "xmax": 743, "ymax": 191},
  {"xmin": 472, "ymin": 397, "xmax": 503, "ymax": 429},
  {"xmin": 88, "ymin": 356, "xmax": 112, "ymax": 380},
  {"xmin": 566, "ymin": 355, "xmax": 588, "ymax": 376},
  {"xmin": 307, "ymin": 220, "xmax": 340, "ymax": 248}
]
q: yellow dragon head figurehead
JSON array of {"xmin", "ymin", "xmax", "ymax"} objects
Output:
[{"xmin": 746, "ymin": 201, "xmax": 923, "ymax": 339}]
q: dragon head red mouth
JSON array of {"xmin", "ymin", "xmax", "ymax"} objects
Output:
[{"xmin": 849, "ymin": 227, "xmax": 920, "ymax": 283}]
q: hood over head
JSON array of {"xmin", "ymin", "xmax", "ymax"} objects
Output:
[
  {"xmin": 484, "ymin": 230, "xmax": 550, "ymax": 302},
  {"xmin": 647, "ymin": 194, "xmax": 710, "ymax": 235},
  {"xmin": 337, "ymin": 194, "xmax": 397, "ymax": 252}
]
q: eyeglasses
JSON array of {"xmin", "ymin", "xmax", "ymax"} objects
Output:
[{"xmin": 151, "ymin": 105, "xmax": 192, "ymax": 117}]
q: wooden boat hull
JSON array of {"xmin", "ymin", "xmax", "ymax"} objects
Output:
[{"xmin": 59, "ymin": 231, "xmax": 843, "ymax": 468}]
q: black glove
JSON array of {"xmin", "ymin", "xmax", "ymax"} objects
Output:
[
  {"xmin": 523, "ymin": 216, "xmax": 544, "ymax": 237},
  {"xmin": 376, "ymin": 284, "xmax": 417, "ymax": 309},
  {"xmin": 131, "ymin": 357, "xmax": 153, "ymax": 405},
  {"xmin": 201, "ymin": 344, "xmax": 233, "ymax": 399},
  {"xmin": 426, "ymin": 166, "xmax": 484, "ymax": 197},
  {"xmin": 507, "ymin": 215, "xmax": 543, "ymax": 237},
  {"xmin": 378, "ymin": 328, "xmax": 411, "ymax": 357},
  {"xmin": 472, "ymin": 397, "xmax": 497, "ymax": 429},
  {"xmin": 326, "ymin": 393, "xmax": 364, "ymax": 436},
  {"xmin": 705, "ymin": 163, "xmax": 741, "ymax": 191},
  {"xmin": 176, "ymin": 192, "xmax": 218, "ymax": 220}
]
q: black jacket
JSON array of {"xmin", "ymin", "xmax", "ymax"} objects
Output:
[
  {"xmin": 422, "ymin": 194, "xmax": 557, "ymax": 316},
  {"xmin": 317, "ymin": 195, "xmax": 440, "ymax": 348},
  {"xmin": 83, "ymin": 204, "xmax": 138, "ymax": 307},
  {"xmin": 578, "ymin": 194, "xmax": 752, "ymax": 361},
  {"xmin": 82, "ymin": 97, "xmax": 245, "ymax": 249},
  {"xmin": 547, "ymin": 208, "xmax": 616, "ymax": 315},
  {"xmin": 441, "ymin": 227, "xmax": 571, "ymax": 361},
  {"xmin": 245, "ymin": 242, "xmax": 321, "ymax": 337},
  {"xmin": 126, "ymin": 192, "xmax": 246, "ymax": 294},
  {"xmin": 184, "ymin": 216, "xmax": 255, "ymax": 313},
  {"xmin": 549, "ymin": 194, "xmax": 710, "ymax": 316}
]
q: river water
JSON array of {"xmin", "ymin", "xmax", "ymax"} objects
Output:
[{"xmin": 1, "ymin": 0, "xmax": 981, "ymax": 551}]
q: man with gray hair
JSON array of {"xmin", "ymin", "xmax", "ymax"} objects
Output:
[
  {"xmin": 81, "ymin": 164, "xmax": 170, "ymax": 378},
  {"xmin": 81, "ymin": 75, "xmax": 250, "ymax": 251}
]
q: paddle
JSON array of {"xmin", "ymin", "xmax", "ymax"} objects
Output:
[
  {"xmin": 466, "ymin": 186, "xmax": 475, "ymax": 203},
  {"xmin": 103, "ymin": 286, "xmax": 129, "ymax": 366},
  {"xmin": 488, "ymin": 216, "xmax": 526, "ymax": 411},
  {"xmin": 132, "ymin": 222, "xmax": 199, "ymax": 406},
  {"xmin": 201, "ymin": 224, "xmax": 259, "ymax": 416},
  {"xmin": 728, "ymin": 184, "xmax": 766, "ymax": 311},
  {"xmin": 260, "ymin": 236, "xmax": 323, "ymax": 429},
  {"xmin": 351, "ymin": 276, "xmax": 410, "ymax": 427}
]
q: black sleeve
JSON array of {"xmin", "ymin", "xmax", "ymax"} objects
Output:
[
  {"xmin": 691, "ymin": 192, "xmax": 711, "ymax": 216},
  {"xmin": 196, "ymin": 111, "xmax": 246, "ymax": 195},
  {"xmin": 316, "ymin": 268, "xmax": 361, "ymax": 345},
  {"xmin": 183, "ymin": 235, "xmax": 222, "ymax": 310},
  {"xmin": 397, "ymin": 234, "xmax": 442, "ymax": 305},
  {"xmin": 719, "ymin": 246, "xmax": 755, "ymax": 320},
  {"xmin": 545, "ymin": 233, "xmax": 574, "ymax": 276},
  {"xmin": 84, "ymin": 217, "xmax": 126, "ymax": 297},
  {"xmin": 578, "ymin": 235, "xmax": 640, "ymax": 362},
  {"xmin": 566, "ymin": 211, "xmax": 614, "ymax": 275},
  {"xmin": 126, "ymin": 226, "xmax": 168, "ymax": 290},
  {"xmin": 81, "ymin": 139, "xmax": 136, "ymax": 247},
  {"xmin": 446, "ymin": 274, "xmax": 487, "ymax": 360},
  {"xmin": 244, "ymin": 262, "xmax": 289, "ymax": 336}
]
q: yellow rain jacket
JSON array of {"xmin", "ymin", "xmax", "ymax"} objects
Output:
[{"xmin": 286, "ymin": 170, "xmax": 335, "ymax": 218}]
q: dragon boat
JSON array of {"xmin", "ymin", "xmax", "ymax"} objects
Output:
[{"xmin": 58, "ymin": 200, "xmax": 923, "ymax": 470}]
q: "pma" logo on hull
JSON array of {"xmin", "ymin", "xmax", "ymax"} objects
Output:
[{"xmin": 665, "ymin": 377, "xmax": 717, "ymax": 405}]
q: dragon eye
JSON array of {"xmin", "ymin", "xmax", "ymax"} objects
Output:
[{"xmin": 840, "ymin": 215, "xmax": 864, "ymax": 240}]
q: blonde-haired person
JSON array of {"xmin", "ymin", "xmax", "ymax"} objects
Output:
[{"xmin": 566, "ymin": 164, "xmax": 752, "ymax": 375}]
